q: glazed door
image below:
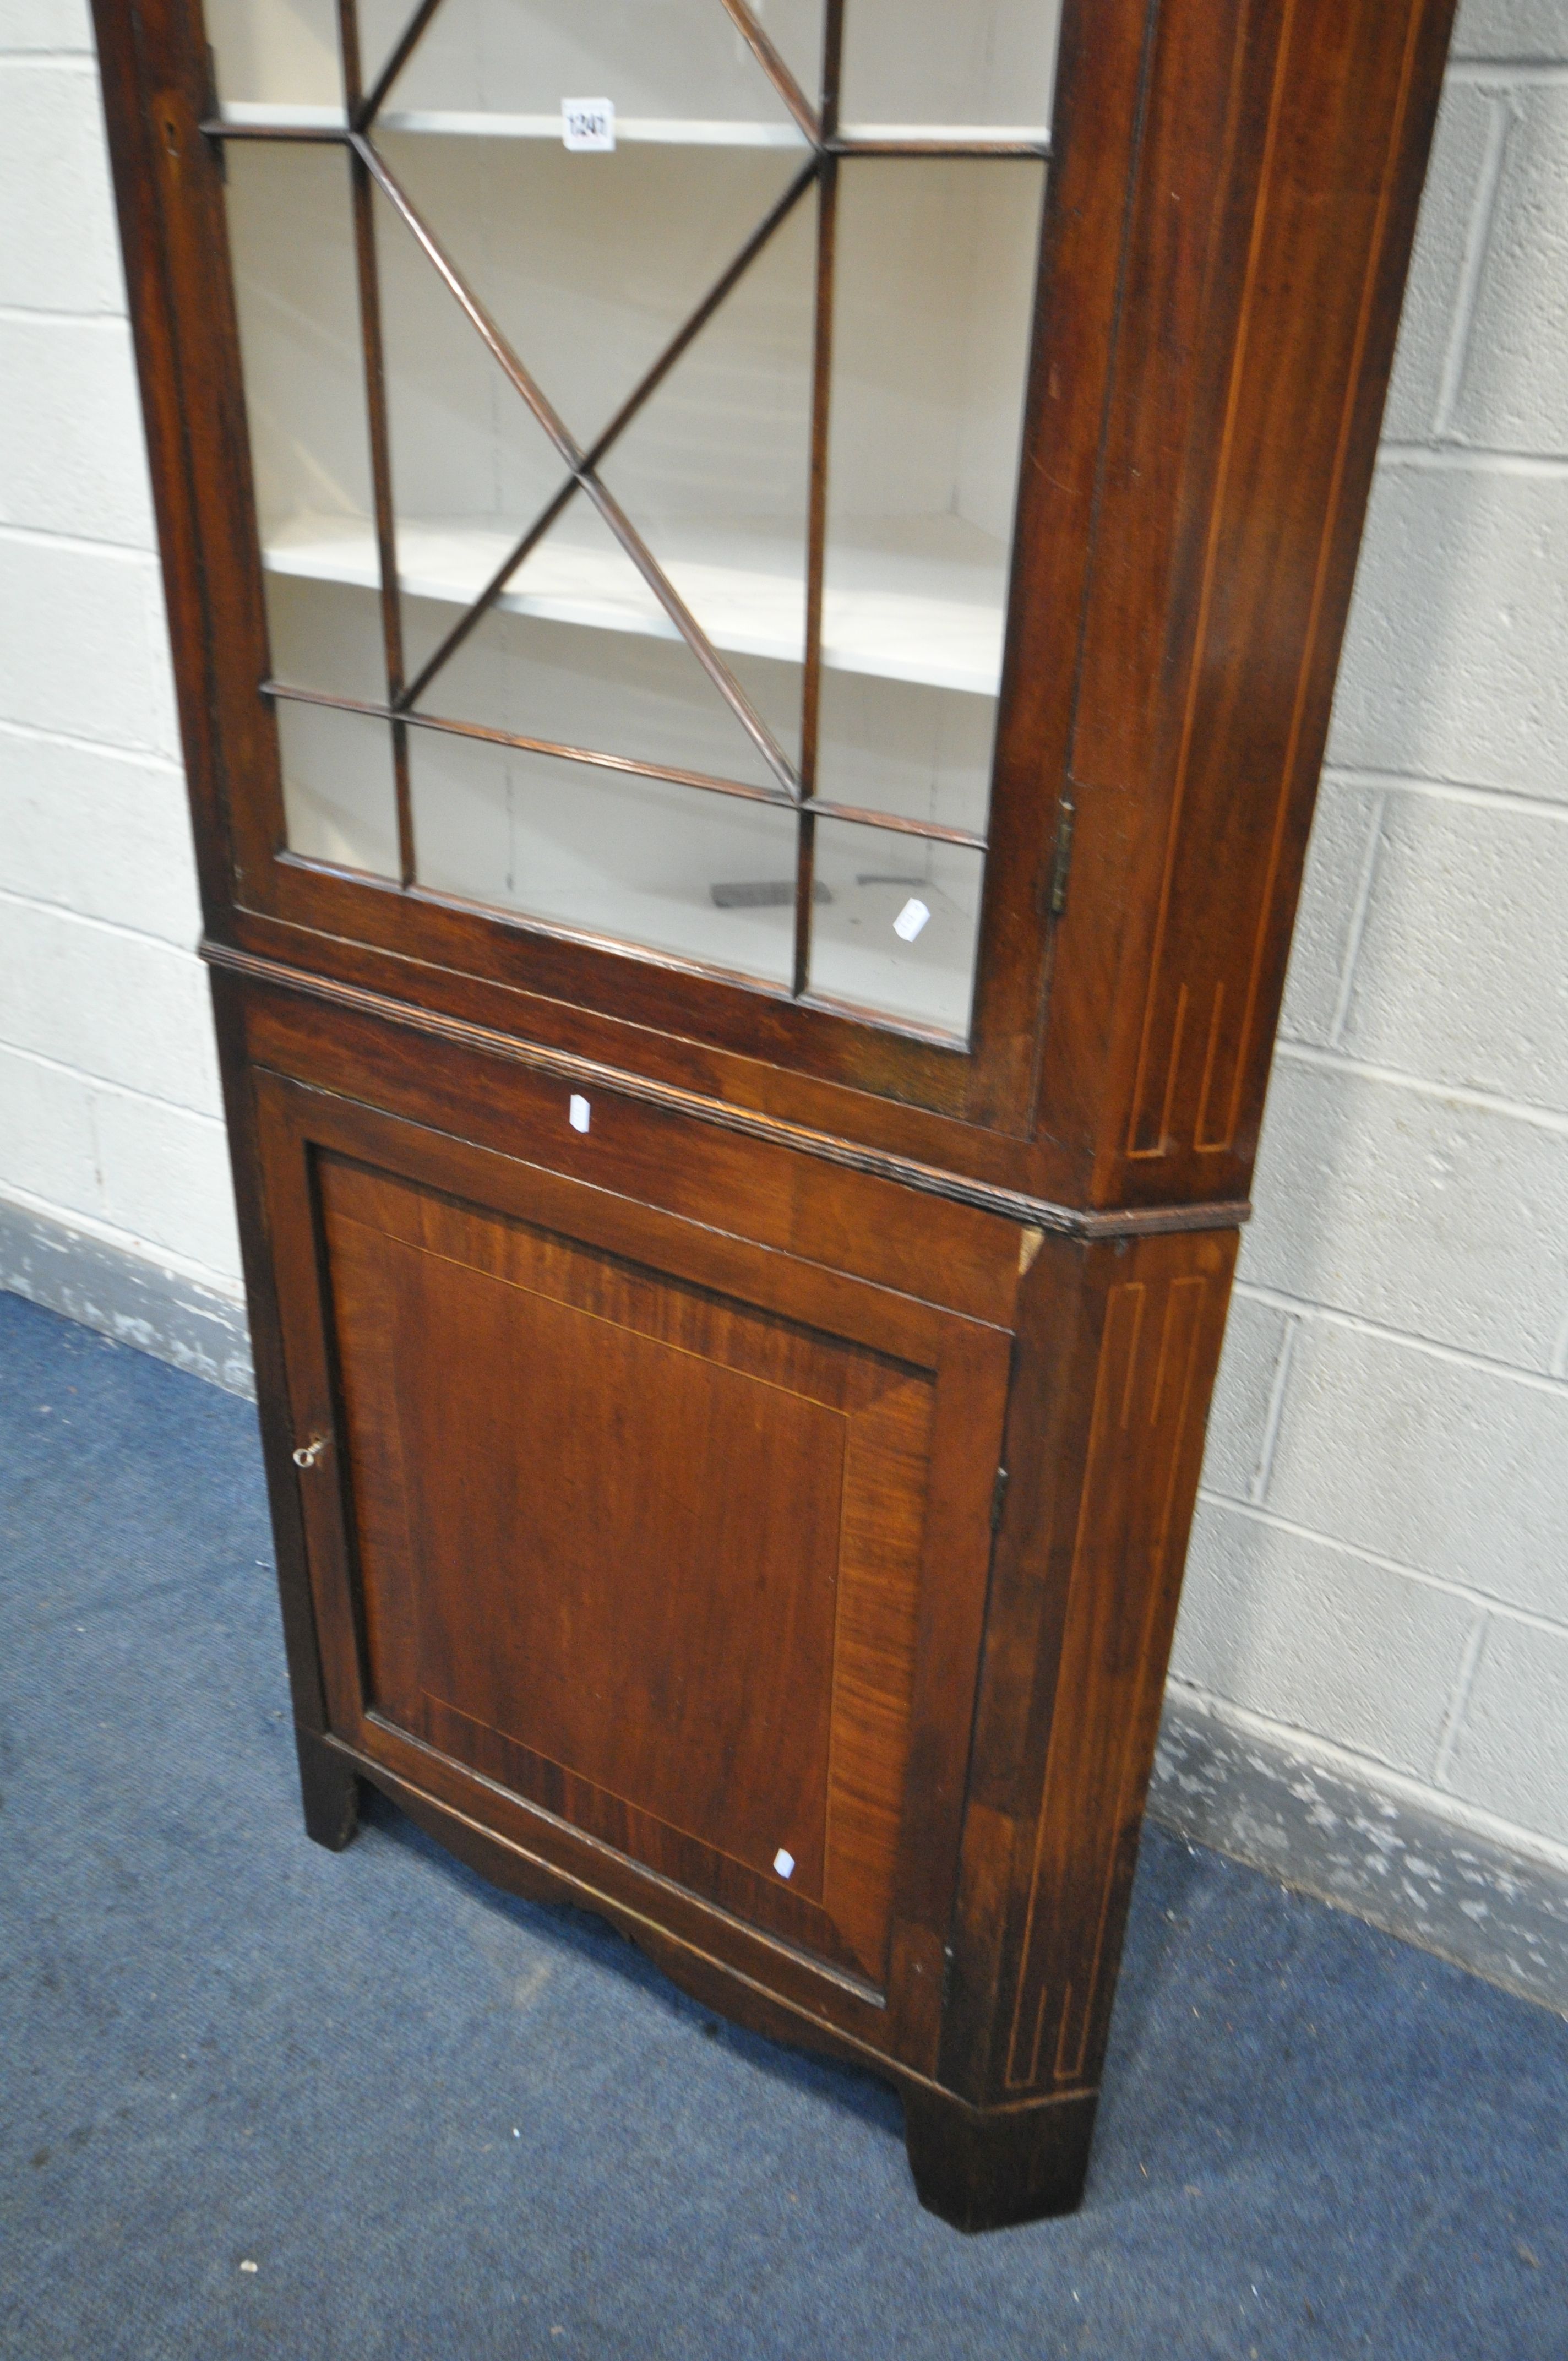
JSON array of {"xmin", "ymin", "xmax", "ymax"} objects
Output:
[
  {"xmin": 194, "ymin": 0, "xmax": 1071, "ymax": 1108},
  {"xmin": 253, "ymin": 1071, "xmax": 1012, "ymax": 2059}
]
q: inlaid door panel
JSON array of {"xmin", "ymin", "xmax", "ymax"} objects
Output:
[{"xmin": 253, "ymin": 1072, "xmax": 1011, "ymax": 2005}]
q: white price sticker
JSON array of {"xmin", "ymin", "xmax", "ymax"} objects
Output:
[
  {"xmin": 892, "ymin": 897, "xmax": 931, "ymax": 942},
  {"xmin": 562, "ymin": 97, "xmax": 615, "ymax": 151}
]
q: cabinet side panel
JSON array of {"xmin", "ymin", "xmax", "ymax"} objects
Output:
[
  {"xmin": 92, "ymin": 0, "xmax": 285, "ymax": 915},
  {"xmin": 1044, "ymin": 0, "xmax": 1457, "ymax": 1207},
  {"xmin": 207, "ymin": 971, "xmax": 331, "ymax": 1737},
  {"xmin": 943, "ymin": 1227, "xmax": 1236, "ymax": 2102},
  {"xmin": 89, "ymin": 1, "xmax": 232, "ymax": 928}
]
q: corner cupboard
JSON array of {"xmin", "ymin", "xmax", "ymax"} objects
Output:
[{"xmin": 94, "ymin": 0, "xmax": 1454, "ymax": 2226}]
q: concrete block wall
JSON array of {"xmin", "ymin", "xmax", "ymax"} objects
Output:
[
  {"xmin": 1169, "ymin": 0, "xmax": 1568, "ymax": 1896},
  {"xmin": 0, "ymin": 0, "xmax": 244, "ymax": 1342},
  {"xmin": 0, "ymin": 1, "xmax": 1564, "ymax": 1979}
]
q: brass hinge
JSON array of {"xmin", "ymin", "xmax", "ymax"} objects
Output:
[
  {"xmin": 991, "ymin": 1465, "xmax": 1011, "ymax": 1532},
  {"xmin": 1048, "ymin": 794, "xmax": 1076, "ymax": 918}
]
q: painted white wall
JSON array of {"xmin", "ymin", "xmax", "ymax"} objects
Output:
[
  {"xmin": 0, "ymin": 4, "xmax": 1563, "ymax": 1869},
  {"xmin": 0, "ymin": 0, "xmax": 239, "ymax": 1291}
]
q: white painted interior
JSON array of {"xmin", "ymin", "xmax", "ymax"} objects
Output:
[{"xmin": 1, "ymin": 1, "xmax": 1564, "ymax": 1890}]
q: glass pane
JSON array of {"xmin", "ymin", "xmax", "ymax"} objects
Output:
[
  {"xmin": 405, "ymin": 531, "xmax": 801, "ymax": 796},
  {"xmin": 373, "ymin": 154, "xmax": 799, "ymax": 790},
  {"xmin": 226, "ymin": 142, "xmax": 385, "ymax": 703},
  {"xmin": 277, "ymin": 702, "xmax": 401, "ymax": 875},
  {"xmin": 411, "ymin": 732, "xmax": 799, "ymax": 984},
  {"xmin": 266, "ymin": 573, "xmax": 386, "ymax": 704},
  {"xmin": 598, "ymin": 176, "xmax": 814, "ymax": 764},
  {"xmin": 839, "ymin": 0, "xmax": 1062, "ymax": 138},
  {"xmin": 209, "ymin": 4, "xmax": 1062, "ymax": 1042},
  {"xmin": 206, "ymin": 0, "xmax": 344, "ymax": 119},
  {"xmin": 360, "ymin": 0, "xmax": 819, "ymax": 136},
  {"xmin": 371, "ymin": 168, "xmax": 562, "ymax": 612},
  {"xmin": 373, "ymin": 130, "xmax": 808, "ymax": 456},
  {"xmin": 808, "ymin": 818, "xmax": 984, "ymax": 1038},
  {"xmin": 749, "ymin": 0, "xmax": 824, "ymax": 102},
  {"xmin": 815, "ymin": 159, "xmax": 1043, "ymax": 830},
  {"xmin": 815, "ymin": 676, "xmax": 996, "ymax": 840}
]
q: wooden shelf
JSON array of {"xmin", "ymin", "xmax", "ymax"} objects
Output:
[
  {"xmin": 381, "ymin": 111, "xmax": 809, "ymax": 148},
  {"xmin": 218, "ymin": 102, "xmax": 805, "ymax": 145},
  {"xmin": 264, "ymin": 514, "xmax": 1008, "ymax": 697},
  {"xmin": 216, "ymin": 103, "xmax": 1048, "ymax": 149}
]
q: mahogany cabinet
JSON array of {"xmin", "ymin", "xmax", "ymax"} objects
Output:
[{"xmin": 92, "ymin": 0, "xmax": 1455, "ymax": 2228}]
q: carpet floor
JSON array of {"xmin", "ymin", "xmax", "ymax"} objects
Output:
[{"xmin": 1, "ymin": 1288, "xmax": 1564, "ymax": 2360}]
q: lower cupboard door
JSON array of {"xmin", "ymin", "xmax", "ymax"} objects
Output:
[{"xmin": 256, "ymin": 1074, "xmax": 1010, "ymax": 2027}]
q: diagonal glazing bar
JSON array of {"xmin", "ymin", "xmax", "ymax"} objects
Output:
[
  {"xmin": 354, "ymin": 133, "xmax": 579, "ymax": 463},
  {"xmin": 357, "ymin": 134, "xmax": 802, "ymax": 795},
  {"xmin": 397, "ymin": 478, "xmax": 578, "ymax": 714},
  {"xmin": 399, "ymin": 160, "xmax": 818, "ymax": 715},
  {"xmin": 582, "ymin": 474, "xmax": 801, "ymax": 796},
  {"xmin": 716, "ymin": 0, "xmax": 821, "ymax": 145},
  {"xmin": 358, "ymin": 0, "xmax": 445, "ymax": 129},
  {"xmin": 587, "ymin": 160, "xmax": 819, "ymax": 481}
]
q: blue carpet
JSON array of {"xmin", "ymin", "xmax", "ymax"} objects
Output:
[{"xmin": 1, "ymin": 1287, "xmax": 1564, "ymax": 2359}]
